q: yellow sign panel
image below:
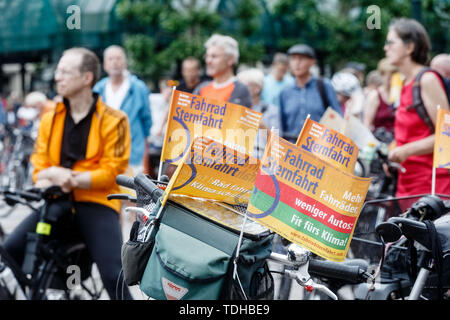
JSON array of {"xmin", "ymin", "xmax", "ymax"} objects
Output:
[
  {"xmin": 247, "ymin": 133, "xmax": 371, "ymax": 262},
  {"xmin": 164, "ymin": 136, "xmax": 260, "ymax": 206},
  {"xmin": 296, "ymin": 118, "xmax": 359, "ymax": 173},
  {"xmin": 160, "ymin": 90, "xmax": 262, "ymax": 166},
  {"xmin": 433, "ymin": 108, "xmax": 450, "ymax": 169}
]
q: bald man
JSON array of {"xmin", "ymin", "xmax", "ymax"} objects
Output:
[
  {"xmin": 431, "ymin": 53, "xmax": 450, "ymax": 78},
  {"xmin": 94, "ymin": 45, "xmax": 152, "ymax": 175}
]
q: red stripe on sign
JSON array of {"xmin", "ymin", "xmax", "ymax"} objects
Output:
[{"xmin": 254, "ymin": 172, "xmax": 357, "ymax": 233}]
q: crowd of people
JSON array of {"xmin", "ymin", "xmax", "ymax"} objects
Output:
[
  {"xmin": 0, "ymin": 17, "xmax": 449, "ymax": 300},
  {"xmin": 1, "ymin": 17, "xmax": 449, "ymax": 192}
]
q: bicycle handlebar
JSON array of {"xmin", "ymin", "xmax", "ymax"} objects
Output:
[
  {"xmin": 134, "ymin": 173, "xmax": 164, "ymax": 203},
  {"xmin": 376, "ymin": 149, "xmax": 406, "ymax": 173},
  {"xmin": 116, "ymin": 175, "xmax": 136, "ymax": 190},
  {"xmin": 308, "ymin": 259, "xmax": 371, "ymax": 284},
  {"xmin": 13, "ymin": 190, "xmax": 42, "ymax": 202}
]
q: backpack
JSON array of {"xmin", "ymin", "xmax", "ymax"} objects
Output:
[{"xmin": 406, "ymin": 68, "xmax": 450, "ymax": 132}]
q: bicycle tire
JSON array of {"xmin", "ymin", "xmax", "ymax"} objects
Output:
[
  {"xmin": 1, "ymin": 242, "xmax": 104, "ymax": 300},
  {"xmin": 38, "ymin": 242, "xmax": 104, "ymax": 300}
]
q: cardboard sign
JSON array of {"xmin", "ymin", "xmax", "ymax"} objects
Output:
[
  {"xmin": 319, "ymin": 108, "xmax": 380, "ymax": 151},
  {"xmin": 319, "ymin": 107, "xmax": 345, "ymax": 133},
  {"xmin": 163, "ymin": 136, "xmax": 260, "ymax": 206},
  {"xmin": 160, "ymin": 90, "xmax": 262, "ymax": 166},
  {"xmin": 296, "ymin": 118, "xmax": 359, "ymax": 173},
  {"xmin": 434, "ymin": 108, "xmax": 450, "ymax": 169},
  {"xmin": 247, "ymin": 133, "xmax": 371, "ymax": 262}
]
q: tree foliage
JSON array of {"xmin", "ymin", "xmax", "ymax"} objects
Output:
[{"xmin": 115, "ymin": 0, "xmax": 449, "ymax": 86}]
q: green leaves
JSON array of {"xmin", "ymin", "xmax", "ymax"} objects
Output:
[{"xmin": 116, "ymin": 0, "xmax": 449, "ymax": 85}]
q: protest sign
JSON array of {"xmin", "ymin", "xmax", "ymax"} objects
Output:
[
  {"xmin": 343, "ymin": 114, "xmax": 380, "ymax": 151},
  {"xmin": 163, "ymin": 136, "xmax": 260, "ymax": 206},
  {"xmin": 160, "ymin": 90, "xmax": 262, "ymax": 167},
  {"xmin": 319, "ymin": 107, "xmax": 345, "ymax": 133},
  {"xmin": 319, "ymin": 108, "xmax": 380, "ymax": 151},
  {"xmin": 247, "ymin": 133, "xmax": 371, "ymax": 262},
  {"xmin": 296, "ymin": 118, "xmax": 359, "ymax": 173}
]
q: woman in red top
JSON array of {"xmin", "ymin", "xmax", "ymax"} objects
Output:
[{"xmin": 385, "ymin": 18, "xmax": 450, "ymax": 197}]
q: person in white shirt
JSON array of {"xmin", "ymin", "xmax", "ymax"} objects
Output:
[{"xmin": 94, "ymin": 45, "xmax": 152, "ymax": 175}]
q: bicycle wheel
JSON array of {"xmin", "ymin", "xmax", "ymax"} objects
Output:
[
  {"xmin": 30, "ymin": 242, "xmax": 104, "ymax": 300},
  {"xmin": 0, "ymin": 246, "xmax": 29, "ymax": 300},
  {"xmin": 51, "ymin": 242, "xmax": 104, "ymax": 300}
]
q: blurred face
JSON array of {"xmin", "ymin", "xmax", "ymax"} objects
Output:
[
  {"xmin": 239, "ymin": 80, "xmax": 261, "ymax": 107},
  {"xmin": 272, "ymin": 62, "xmax": 288, "ymax": 81},
  {"xmin": 54, "ymin": 52, "xmax": 92, "ymax": 98},
  {"xmin": 379, "ymin": 69, "xmax": 393, "ymax": 87},
  {"xmin": 104, "ymin": 47, "xmax": 127, "ymax": 77},
  {"xmin": 337, "ymin": 93, "xmax": 350, "ymax": 106},
  {"xmin": 384, "ymin": 29, "xmax": 413, "ymax": 66},
  {"xmin": 289, "ymin": 54, "xmax": 315, "ymax": 78},
  {"xmin": 247, "ymin": 81, "xmax": 262, "ymax": 101},
  {"xmin": 205, "ymin": 45, "xmax": 234, "ymax": 78},
  {"xmin": 430, "ymin": 55, "xmax": 450, "ymax": 78},
  {"xmin": 182, "ymin": 60, "xmax": 201, "ymax": 85}
]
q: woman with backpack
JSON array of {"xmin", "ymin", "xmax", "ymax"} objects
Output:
[{"xmin": 384, "ymin": 18, "xmax": 450, "ymax": 197}]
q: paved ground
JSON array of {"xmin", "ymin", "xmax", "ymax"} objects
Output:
[{"xmin": 1, "ymin": 201, "xmax": 353, "ymax": 300}]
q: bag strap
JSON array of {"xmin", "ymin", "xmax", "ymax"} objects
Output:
[
  {"xmin": 406, "ymin": 67, "xmax": 449, "ymax": 133},
  {"xmin": 409, "ymin": 240, "xmax": 418, "ymax": 279},
  {"xmin": 423, "ymin": 220, "xmax": 444, "ymax": 300},
  {"xmin": 317, "ymin": 77, "xmax": 330, "ymax": 110}
]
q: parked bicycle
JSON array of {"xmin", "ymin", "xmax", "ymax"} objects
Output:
[
  {"xmin": 0, "ymin": 186, "xmax": 104, "ymax": 300},
  {"xmin": 111, "ymin": 173, "xmax": 372, "ymax": 300},
  {"xmin": 350, "ymin": 194, "xmax": 450, "ymax": 300},
  {"xmin": 0, "ymin": 123, "xmax": 35, "ymax": 192}
]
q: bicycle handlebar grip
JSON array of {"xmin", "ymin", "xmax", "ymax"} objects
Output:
[
  {"xmin": 134, "ymin": 173, "xmax": 164, "ymax": 203},
  {"xmin": 388, "ymin": 217, "xmax": 427, "ymax": 230},
  {"xmin": 308, "ymin": 259, "xmax": 367, "ymax": 284},
  {"xmin": 15, "ymin": 190, "xmax": 42, "ymax": 202},
  {"xmin": 116, "ymin": 175, "xmax": 136, "ymax": 190}
]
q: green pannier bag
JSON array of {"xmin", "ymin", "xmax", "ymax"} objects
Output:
[{"xmin": 138, "ymin": 200, "xmax": 274, "ymax": 300}]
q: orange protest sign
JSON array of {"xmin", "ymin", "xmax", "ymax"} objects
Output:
[
  {"xmin": 247, "ymin": 133, "xmax": 371, "ymax": 262},
  {"xmin": 433, "ymin": 108, "xmax": 450, "ymax": 169},
  {"xmin": 164, "ymin": 136, "xmax": 260, "ymax": 206},
  {"xmin": 160, "ymin": 90, "xmax": 262, "ymax": 167},
  {"xmin": 296, "ymin": 118, "xmax": 359, "ymax": 173}
]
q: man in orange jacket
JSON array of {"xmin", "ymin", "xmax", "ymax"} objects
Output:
[{"xmin": 2, "ymin": 47, "xmax": 133, "ymax": 299}]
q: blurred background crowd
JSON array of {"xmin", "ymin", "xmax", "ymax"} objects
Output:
[{"xmin": 0, "ymin": 0, "xmax": 449, "ymax": 181}]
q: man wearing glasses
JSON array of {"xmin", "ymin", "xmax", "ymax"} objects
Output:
[{"xmin": 2, "ymin": 47, "xmax": 133, "ymax": 300}]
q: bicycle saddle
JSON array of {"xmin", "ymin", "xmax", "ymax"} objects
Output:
[
  {"xmin": 379, "ymin": 215, "xmax": 450, "ymax": 253},
  {"xmin": 408, "ymin": 195, "xmax": 448, "ymax": 221}
]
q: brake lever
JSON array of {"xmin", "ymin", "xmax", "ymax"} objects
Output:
[
  {"xmin": 388, "ymin": 162, "xmax": 406, "ymax": 173},
  {"xmin": 306, "ymin": 280, "xmax": 338, "ymax": 300},
  {"xmin": 107, "ymin": 193, "xmax": 137, "ymax": 202},
  {"xmin": 376, "ymin": 149, "xmax": 406, "ymax": 173},
  {"xmin": 285, "ymin": 263, "xmax": 338, "ymax": 300},
  {"xmin": 4, "ymin": 194, "xmax": 38, "ymax": 211}
]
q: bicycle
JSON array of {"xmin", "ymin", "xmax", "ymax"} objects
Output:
[
  {"xmin": 112, "ymin": 173, "xmax": 372, "ymax": 300},
  {"xmin": 349, "ymin": 193, "xmax": 450, "ymax": 300},
  {"xmin": 0, "ymin": 186, "xmax": 104, "ymax": 300},
  {"xmin": 0, "ymin": 123, "xmax": 35, "ymax": 192}
]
